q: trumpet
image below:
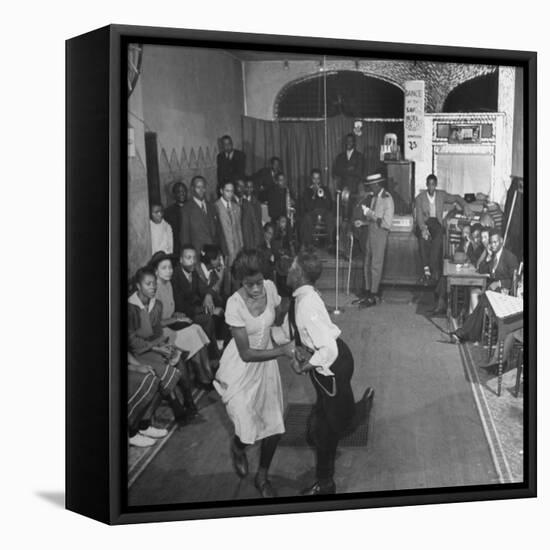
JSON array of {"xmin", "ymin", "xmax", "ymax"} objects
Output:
[{"xmin": 317, "ymin": 186, "xmax": 325, "ymax": 198}]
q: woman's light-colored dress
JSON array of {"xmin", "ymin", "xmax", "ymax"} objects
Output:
[
  {"xmin": 156, "ymin": 278, "xmax": 210, "ymax": 359},
  {"xmin": 214, "ymin": 279, "xmax": 285, "ymax": 445}
]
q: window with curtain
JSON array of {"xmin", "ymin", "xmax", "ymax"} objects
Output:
[{"xmin": 436, "ymin": 153, "xmax": 493, "ymax": 196}]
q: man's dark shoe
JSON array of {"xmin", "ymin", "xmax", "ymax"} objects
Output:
[
  {"xmin": 231, "ymin": 443, "xmax": 248, "ymax": 478},
  {"xmin": 359, "ymin": 296, "xmax": 377, "ymax": 308},
  {"xmin": 300, "ymin": 480, "xmax": 336, "ymax": 496}
]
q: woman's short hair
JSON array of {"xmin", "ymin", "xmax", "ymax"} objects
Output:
[
  {"xmin": 296, "ymin": 246, "xmax": 323, "ymax": 284},
  {"xmin": 471, "ymin": 223, "xmax": 483, "ymax": 234},
  {"xmin": 200, "ymin": 244, "xmax": 222, "ymax": 264},
  {"xmin": 232, "ymin": 249, "xmax": 268, "ymax": 281},
  {"xmin": 131, "ymin": 266, "xmax": 156, "ymax": 293}
]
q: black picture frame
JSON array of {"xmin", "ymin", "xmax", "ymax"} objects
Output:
[{"xmin": 66, "ymin": 24, "xmax": 537, "ymax": 525}]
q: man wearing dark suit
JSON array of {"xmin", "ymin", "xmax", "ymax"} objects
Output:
[
  {"xmin": 266, "ymin": 172, "xmax": 292, "ymax": 223},
  {"xmin": 451, "ymin": 229, "xmax": 519, "ymax": 343},
  {"xmin": 180, "ymin": 176, "xmax": 219, "ymax": 255},
  {"xmin": 241, "ymin": 178, "xmax": 264, "ymax": 249},
  {"xmin": 254, "ymin": 156, "xmax": 282, "ymax": 203},
  {"xmin": 164, "ymin": 181, "xmax": 187, "ymax": 256},
  {"xmin": 172, "ymin": 244, "xmax": 223, "ymax": 360},
  {"xmin": 332, "ymin": 133, "xmax": 365, "ymax": 195},
  {"xmin": 216, "ymin": 135, "xmax": 246, "ymax": 188},
  {"xmin": 415, "ymin": 174, "xmax": 472, "ymax": 283}
]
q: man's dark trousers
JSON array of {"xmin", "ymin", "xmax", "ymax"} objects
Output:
[
  {"xmin": 308, "ymin": 339, "xmax": 355, "ymax": 482},
  {"xmin": 417, "ymin": 217, "xmax": 444, "ymax": 278}
]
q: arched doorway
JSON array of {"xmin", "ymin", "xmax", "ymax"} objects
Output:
[
  {"xmin": 442, "ymin": 72, "xmax": 498, "ymax": 113},
  {"xmin": 275, "ymin": 70, "xmax": 404, "ymax": 119}
]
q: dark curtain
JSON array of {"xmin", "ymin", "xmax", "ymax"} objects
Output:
[{"xmin": 242, "ymin": 114, "xmax": 403, "ymax": 213}]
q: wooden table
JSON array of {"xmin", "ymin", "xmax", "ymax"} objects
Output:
[
  {"xmin": 485, "ymin": 291, "xmax": 524, "ymax": 396},
  {"xmin": 443, "ymin": 259, "xmax": 489, "ymax": 329}
]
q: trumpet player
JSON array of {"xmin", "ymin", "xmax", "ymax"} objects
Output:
[{"xmin": 300, "ymin": 169, "xmax": 335, "ymax": 248}]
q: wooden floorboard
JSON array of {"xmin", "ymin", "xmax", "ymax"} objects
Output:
[{"xmin": 128, "ymin": 289, "xmax": 498, "ymax": 506}]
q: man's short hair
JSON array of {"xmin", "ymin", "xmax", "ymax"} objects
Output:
[
  {"xmin": 345, "ymin": 133, "xmax": 355, "ymax": 141},
  {"xmin": 471, "ymin": 223, "xmax": 483, "ymax": 234},
  {"xmin": 221, "ymin": 134, "xmax": 232, "ymax": 142},
  {"xmin": 171, "ymin": 181, "xmax": 187, "ymax": 194},
  {"xmin": 190, "ymin": 175, "xmax": 205, "ymax": 188},
  {"xmin": 296, "ymin": 246, "xmax": 323, "ymax": 284},
  {"xmin": 220, "ymin": 180, "xmax": 234, "ymax": 189},
  {"xmin": 180, "ymin": 243, "xmax": 196, "ymax": 255},
  {"xmin": 489, "ymin": 229, "xmax": 503, "ymax": 239},
  {"xmin": 274, "ymin": 171, "xmax": 285, "ymax": 179},
  {"xmin": 310, "ymin": 168, "xmax": 322, "ymax": 178},
  {"xmin": 426, "ymin": 174, "xmax": 438, "ymax": 183},
  {"xmin": 269, "ymin": 156, "xmax": 281, "ymax": 164}
]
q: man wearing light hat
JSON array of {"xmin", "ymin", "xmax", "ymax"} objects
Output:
[{"xmin": 355, "ymin": 174, "xmax": 394, "ymax": 307}]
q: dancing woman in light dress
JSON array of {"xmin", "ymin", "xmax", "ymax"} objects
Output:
[{"xmin": 214, "ymin": 249, "xmax": 295, "ymax": 498}]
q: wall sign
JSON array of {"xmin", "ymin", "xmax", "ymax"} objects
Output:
[{"xmin": 404, "ymin": 80, "xmax": 425, "ymax": 161}]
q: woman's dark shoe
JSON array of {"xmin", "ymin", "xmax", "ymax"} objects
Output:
[
  {"xmin": 446, "ymin": 329, "xmax": 465, "ymax": 343},
  {"xmin": 359, "ymin": 295, "xmax": 377, "ymax": 308},
  {"xmin": 185, "ymin": 404, "xmax": 199, "ymax": 420},
  {"xmin": 231, "ymin": 443, "xmax": 248, "ymax": 478},
  {"xmin": 254, "ymin": 474, "xmax": 277, "ymax": 498},
  {"xmin": 300, "ymin": 480, "xmax": 336, "ymax": 496}
]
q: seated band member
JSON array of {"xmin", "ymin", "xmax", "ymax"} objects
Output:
[
  {"xmin": 415, "ymin": 174, "xmax": 472, "ymax": 284},
  {"xmin": 300, "ymin": 169, "xmax": 335, "ymax": 247},
  {"xmin": 449, "ymin": 230, "xmax": 519, "ymax": 343},
  {"xmin": 214, "ymin": 249, "xmax": 296, "ymax": 498},
  {"xmin": 266, "ymin": 171, "xmax": 291, "ymax": 223},
  {"xmin": 254, "ymin": 156, "xmax": 282, "ymax": 203},
  {"xmin": 283, "ymin": 248, "xmax": 374, "ymax": 495}
]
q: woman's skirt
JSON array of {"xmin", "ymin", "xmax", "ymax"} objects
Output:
[{"xmin": 164, "ymin": 324, "xmax": 210, "ymax": 359}]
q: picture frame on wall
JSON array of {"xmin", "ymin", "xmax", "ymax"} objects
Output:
[{"xmin": 66, "ymin": 24, "xmax": 537, "ymax": 525}]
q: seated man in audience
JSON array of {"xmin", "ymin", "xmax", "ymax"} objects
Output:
[
  {"xmin": 172, "ymin": 244, "xmax": 224, "ymax": 359},
  {"xmin": 448, "ymin": 230, "xmax": 519, "ymax": 343},
  {"xmin": 415, "ymin": 174, "xmax": 472, "ymax": 285},
  {"xmin": 300, "ymin": 169, "xmax": 334, "ymax": 247},
  {"xmin": 164, "ymin": 181, "xmax": 187, "ymax": 256}
]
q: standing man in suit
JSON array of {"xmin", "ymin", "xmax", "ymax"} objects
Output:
[
  {"xmin": 217, "ymin": 135, "xmax": 246, "ymax": 189},
  {"xmin": 164, "ymin": 181, "xmax": 187, "ymax": 256},
  {"xmin": 355, "ymin": 174, "xmax": 394, "ymax": 307},
  {"xmin": 332, "ymin": 133, "xmax": 365, "ymax": 195},
  {"xmin": 415, "ymin": 174, "xmax": 472, "ymax": 284},
  {"xmin": 350, "ymin": 180, "xmax": 374, "ymax": 302},
  {"xmin": 180, "ymin": 176, "xmax": 219, "ymax": 255},
  {"xmin": 215, "ymin": 181, "xmax": 244, "ymax": 295},
  {"xmin": 450, "ymin": 230, "xmax": 519, "ymax": 343},
  {"xmin": 241, "ymin": 177, "xmax": 264, "ymax": 249},
  {"xmin": 254, "ymin": 156, "xmax": 282, "ymax": 203}
]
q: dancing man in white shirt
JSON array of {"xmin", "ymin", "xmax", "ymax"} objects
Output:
[{"xmin": 285, "ymin": 247, "xmax": 374, "ymax": 495}]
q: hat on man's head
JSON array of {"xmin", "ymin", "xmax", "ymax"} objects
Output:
[
  {"xmin": 148, "ymin": 250, "xmax": 177, "ymax": 270},
  {"xmin": 364, "ymin": 173, "xmax": 386, "ymax": 186}
]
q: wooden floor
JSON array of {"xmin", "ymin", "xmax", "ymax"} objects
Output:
[{"xmin": 129, "ymin": 288, "xmax": 498, "ymax": 506}]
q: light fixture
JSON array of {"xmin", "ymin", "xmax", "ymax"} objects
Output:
[
  {"xmin": 319, "ymin": 59, "xmax": 324, "ymax": 72},
  {"xmin": 283, "ymin": 60, "xmax": 289, "ymax": 70},
  {"xmin": 355, "ymin": 60, "xmax": 360, "ymax": 70}
]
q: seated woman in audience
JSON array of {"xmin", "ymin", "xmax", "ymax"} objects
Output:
[
  {"xmin": 128, "ymin": 266, "xmax": 198, "ymax": 421},
  {"xmin": 469, "ymin": 225, "xmax": 492, "ymax": 312},
  {"xmin": 150, "ymin": 203, "xmax": 173, "ymax": 254},
  {"xmin": 128, "ymin": 352, "xmax": 168, "ymax": 448},
  {"xmin": 197, "ymin": 244, "xmax": 226, "ymax": 308},
  {"xmin": 149, "ymin": 251, "xmax": 215, "ymax": 389}
]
